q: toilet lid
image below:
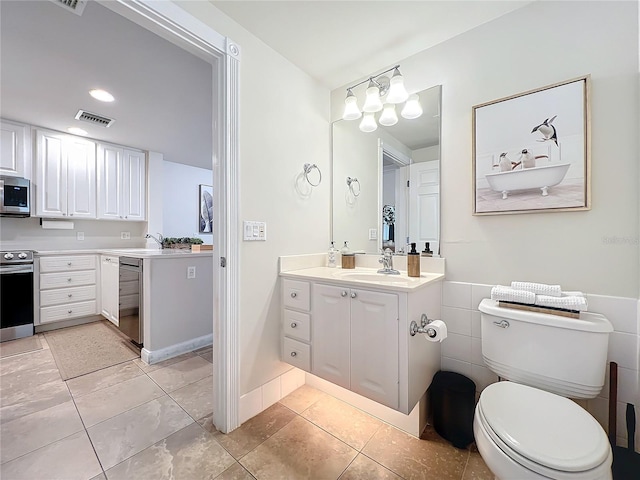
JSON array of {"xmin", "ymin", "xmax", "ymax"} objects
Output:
[{"xmin": 478, "ymin": 382, "xmax": 610, "ymax": 472}]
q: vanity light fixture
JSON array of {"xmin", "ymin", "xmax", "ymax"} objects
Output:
[
  {"xmin": 342, "ymin": 65, "xmax": 419, "ymax": 132},
  {"xmin": 67, "ymin": 127, "xmax": 88, "ymax": 136},
  {"xmin": 89, "ymin": 89, "xmax": 115, "ymax": 102}
]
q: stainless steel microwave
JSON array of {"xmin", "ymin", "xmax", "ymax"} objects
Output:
[{"xmin": 0, "ymin": 176, "xmax": 31, "ymax": 217}]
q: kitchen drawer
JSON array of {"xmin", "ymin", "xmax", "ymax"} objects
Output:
[
  {"xmin": 40, "ymin": 300, "xmax": 97, "ymax": 324},
  {"xmin": 40, "ymin": 285, "xmax": 96, "ymax": 307},
  {"xmin": 282, "ymin": 279, "xmax": 310, "ymax": 311},
  {"xmin": 283, "ymin": 337, "xmax": 311, "ymax": 372},
  {"xmin": 119, "ymin": 280, "xmax": 139, "ymax": 296},
  {"xmin": 40, "ymin": 255, "xmax": 96, "ymax": 273},
  {"xmin": 40, "ymin": 270, "xmax": 96, "ymax": 289},
  {"xmin": 283, "ymin": 309, "xmax": 311, "ymax": 342}
]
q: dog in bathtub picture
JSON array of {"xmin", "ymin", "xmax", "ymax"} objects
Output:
[{"xmin": 473, "ymin": 78, "xmax": 589, "ymax": 214}]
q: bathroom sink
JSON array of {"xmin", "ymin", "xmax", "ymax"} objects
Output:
[{"xmin": 331, "ymin": 270, "xmax": 425, "ymax": 285}]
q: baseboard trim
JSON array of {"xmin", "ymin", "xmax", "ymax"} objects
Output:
[
  {"xmin": 35, "ymin": 315, "xmax": 103, "ymax": 333},
  {"xmin": 141, "ymin": 334, "xmax": 213, "ymax": 365}
]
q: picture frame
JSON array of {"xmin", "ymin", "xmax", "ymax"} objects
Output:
[
  {"xmin": 472, "ymin": 76, "xmax": 590, "ymax": 215},
  {"xmin": 199, "ymin": 184, "xmax": 213, "ymax": 233}
]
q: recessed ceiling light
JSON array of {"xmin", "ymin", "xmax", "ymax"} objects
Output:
[
  {"xmin": 68, "ymin": 127, "xmax": 88, "ymax": 136},
  {"xmin": 89, "ymin": 89, "xmax": 115, "ymax": 102}
]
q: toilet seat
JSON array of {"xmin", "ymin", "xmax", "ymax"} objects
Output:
[{"xmin": 477, "ymin": 382, "xmax": 611, "ymax": 478}]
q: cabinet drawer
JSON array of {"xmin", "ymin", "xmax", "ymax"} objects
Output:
[
  {"xmin": 40, "ymin": 270, "xmax": 96, "ymax": 289},
  {"xmin": 40, "ymin": 285, "xmax": 96, "ymax": 307},
  {"xmin": 119, "ymin": 280, "xmax": 139, "ymax": 296},
  {"xmin": 40, "ymin": 255, "xmax": 96, "ymax": 273},
  {"xmin": 282, "ymin": 279, "xmax": 310, "ymax": 311},
  {"xmin": 283, "ymin": 337, "xmax": 311, "ymax": 372},
  {"xmin": 283, "ymin": 310, "xmax": 311, "ymax": 342},
  {"xmin": 40, "ymin": 300, "xmax": 97, "ymax": 324}
]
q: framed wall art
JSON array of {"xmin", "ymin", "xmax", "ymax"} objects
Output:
[
  {"xmin": 472, "ymin": 76, "xmax": 590, "ymax": 215},
  {"xmin": 199, "ymin": 184, "xmax": 213, "ymax": 233}
]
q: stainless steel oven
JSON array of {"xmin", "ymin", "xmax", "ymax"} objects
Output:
[
  {"xmin": 0, "ymin": 176, "xmax": 31, "ymax": 217},
  {"xmin": 0, "ymin": 250, "xmax": 34, "ymax": 342},
  {"xmin": 118, "ymin": 257, "xmax": 142, "ymax": 347}
]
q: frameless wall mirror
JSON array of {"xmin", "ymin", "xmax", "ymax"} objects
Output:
[{"xmin": 331, "ymin": 85, "xmax": 441, "ymax": 254}]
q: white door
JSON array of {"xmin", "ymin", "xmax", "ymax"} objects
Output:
[
  {"xmin": 100, "ymin": 256, "xmax": 119, "ymax": 325},
  {"xmin": 312, "ymin": 284, "xmax": 350, "ymax": 389},
  {"xmin": 409, "ymin": 160, "xmax": 440, "ymax": 254},
  {"xmin": 0, "ymin": 119, "xmax": 30, "ymax": 178},
  {"xmin": 350, "ymin": 289, "xmax": 399, "ymax": 409},
  {"xmin": 97, "ymin": 143, "xmax": 122, "ymax": 220},
  {"xmin": 66, "ymin": 137, "xmax": 96, "ymax": 218},
  {"xmin": 35, "ymin": 130, "xmax": 67, "ymax": 217},
  {"xmin": 121, "ymin": 149, "xmax": 146, "ymax": 221}
]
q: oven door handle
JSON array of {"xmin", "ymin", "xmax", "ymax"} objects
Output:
[{"xmin": 0, "ymin": 264, "xmax": 34, "ymax": 274}]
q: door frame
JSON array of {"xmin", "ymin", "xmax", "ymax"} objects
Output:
[{"xmin": 103, "ymin": 0, "xmax": 240, "ymax": 433}]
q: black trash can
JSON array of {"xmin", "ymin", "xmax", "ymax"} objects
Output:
[{"xmin": 429, "ymin": 370, "xmax": 476, "ymax": 449}]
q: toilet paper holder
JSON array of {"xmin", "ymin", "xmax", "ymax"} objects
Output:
[{"xmin": 410, "ymin": 313, "xmax": 437, "ymax": 337}]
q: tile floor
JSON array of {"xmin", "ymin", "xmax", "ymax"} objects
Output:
[{"xmin": 0, "ymin": 334, "xmax": 493, "ymax": 480}]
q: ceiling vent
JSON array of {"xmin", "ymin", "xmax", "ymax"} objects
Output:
[
  {"xmin": 75, "ymin": 110, "xmax": 115, "ymax": 128},
  {"xmin": 50, "ymin": 0, "xmax": 88, "ymax": 16}
]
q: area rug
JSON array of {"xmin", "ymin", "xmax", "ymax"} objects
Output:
[
  {"xmin": 0, "ymin": 335, "xmax": 42, "ymax": 358},
  {"xmin": 44, "ymin": 321, "xmax": 138, "ymax": 380}
]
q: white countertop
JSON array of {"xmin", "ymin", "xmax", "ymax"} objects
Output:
[
  {"xmin": 35, "ymin": 248, "xmax": 213, "ymax": 259},
  {"xmin": 280, "ymin": 266, "xmax": 443, "ymax": 292}
]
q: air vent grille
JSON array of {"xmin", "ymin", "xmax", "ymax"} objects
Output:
[
  {"xmin": 75, "ymin": 110, "xmax": 115, "ymax": 128},
  {"xmin": 50, "ymin": 0, "xmax": 88, "ymax": 16}
]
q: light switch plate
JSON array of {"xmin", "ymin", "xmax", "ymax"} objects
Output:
[
  {"xmin": 368, "ymin": 228, "xmax": 377, "ymax": 240},
  {"xmin": 243, "ymin": 221, "xmax": 267, "ymax": 241},
  {"xmin": 121, "ymin": 232, "xmax": 131, "ymax": 240}
]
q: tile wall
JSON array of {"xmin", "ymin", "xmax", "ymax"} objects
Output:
[{"xmin": 441, "ymin": 281, "xmax": 640, "ymax": 452}]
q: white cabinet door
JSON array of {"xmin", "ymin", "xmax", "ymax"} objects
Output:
[
  {"xmin": 100, "ymin": 255, "xmax": 119, "ymax": 326},
  {"xmin": 97, "ymin": 143, "xmax": 121, "ymax": 220},
  {"xmin": 35, "ymin": 130, "xmax": 67, "ymax": 217},
  {"xmin": 312, "ymin": 284, "xmax": 350, "ymax": 389},
  {"xmin": 350, "ymin": 289, "xmax": 399, "ymax": 410},
  {"xmin": 121, "ymin": 149, "xmax": 146, "ymax": 221},
  {"xmin": 66, "ymin": 136, "xmax": 96, "ymax": 218},
  {"xmin": 0, "ymin": 119, "xmax": 31, "ymax": 179}
]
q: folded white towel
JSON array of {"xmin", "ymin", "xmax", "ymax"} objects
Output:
[
  {"xmin": 511, "ymin": 281, "xmax": 562, "ymax": 297},
  {"xmin": 491, "ymin": 285, "xmax": 535, "ymax": 304},
  {"xmin": 536, "ymin": 294, "xmax": 588, "ymax": 312}
]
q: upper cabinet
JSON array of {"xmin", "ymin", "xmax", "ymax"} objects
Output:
[
  {"xmin": 0, "ymin": 119, "xmax": 31, "ymax": 179},
  {"xmin": 97, "ymin": 143, "xmax": 146, "ymax": 221},
  {"xmin": 35, "ymin": 129, "xmax": 96, "ymax": 218}
]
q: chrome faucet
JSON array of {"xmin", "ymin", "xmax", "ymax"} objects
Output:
[
  {"xmin": 377, "ymin": 248, "xmax": 400, "ymax": 275},
  {"xmin": 145, "ymin": 233, "xmax": 164, "ymax": 249}
]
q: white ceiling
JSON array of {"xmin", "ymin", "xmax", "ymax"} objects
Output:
[{"xmin": 211, "ymin": 0, "xmax": 533, "ymax": 90}]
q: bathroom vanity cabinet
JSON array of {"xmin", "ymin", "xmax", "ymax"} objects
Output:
[{"xmin": 281, "ymin": 272, "xmax": 442, "ymax": 414}]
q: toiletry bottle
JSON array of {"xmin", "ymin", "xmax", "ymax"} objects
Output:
[
  {"xmin": 340, "ymin": 241, "xmax": 350, "ymax": 254},
  {"xmin": 408, "ymin": 242, "xmax": 420, "ymax": 277},
  {"xmin": 328, "ymin": 241, "xmax": 337, "ymax": 268},
  {"xmin": 340, "ymin": 241, "xmax": 355, "ymax": 269},
  {"xmin": 421, "ymin": 242, "xmax": 433, "ymax": 257}
]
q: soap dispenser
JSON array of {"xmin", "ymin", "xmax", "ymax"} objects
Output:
[
  {"xmin": 407, "ymin": 242, "xmax": 420, "ymax": 277},
  {"xmin": 341, "ymin": 241, "xmax": 355, "ymax": 269},
  {"xmin": 328, "ymin": 241, "xmax": 337, "ymax": 268},
  {"xmin": 421, "ymin": 242, "xmax": 433, "ymax": 257}
]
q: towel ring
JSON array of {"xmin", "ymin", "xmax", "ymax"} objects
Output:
[
  {"xmin": 346, "ymin": 176, "xmax": 361, "ymax": 196},
  {"xmin": 303, "ymin": 163, "xmax": 322, "ymax": 187}
]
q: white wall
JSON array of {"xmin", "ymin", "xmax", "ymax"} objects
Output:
[
  {"xmin": 331, "ymin": 0, "xmax": 639, "ymax": 298},
  {"xmin": 175, "ymin": 1, "xmax": 330, "ymax": 396}
]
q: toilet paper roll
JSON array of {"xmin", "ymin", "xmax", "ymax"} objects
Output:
[{"xmin": 424, "ymin": 320, "xmax": 448, "ymax": 343}]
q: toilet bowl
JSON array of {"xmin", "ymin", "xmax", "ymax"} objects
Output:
[{"xmin": 474, "ymin": 382, "xmax": 612, "ymax": 480}]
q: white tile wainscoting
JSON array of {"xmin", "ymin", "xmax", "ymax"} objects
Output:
[{"xmin": 441, "ymin": 281, "xmax": 640, "ymax": 452}]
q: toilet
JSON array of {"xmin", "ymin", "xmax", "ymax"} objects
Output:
[{"xmin": 474, "ymin": 299, "xmax": 614, "ymax": 480}]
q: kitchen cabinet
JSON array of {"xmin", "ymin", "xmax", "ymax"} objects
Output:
[
  {"xmin": 0, "ymin": 119, "xmax": 31, "ymax": 179},
  {"xmin": 97, "ymin": 143, "xmax": 146, "ymax": 221},
  {"xmin": 281, "ymin": 279, "xmax": 312, "ymax": 372},
  {"xmin": 38, "ymin": 254, "xmax": 98, "ymax": 324},
  {"xmin": 35, "ymin": 129, "xmax": 96, "ymax": 218},
  {"xmin": 100, "ymin": 255, "xmax": 119, "ymax": 326}
]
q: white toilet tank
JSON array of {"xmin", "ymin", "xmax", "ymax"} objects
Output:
[{"xmin": 478, "ymin": 299, "xmax": 613, "ymax": 399}]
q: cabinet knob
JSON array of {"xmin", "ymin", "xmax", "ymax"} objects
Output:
[
  {"xmin": 125, "ymin": 216, "xmax": 128, "ymax": 219},
  {"xmin": 341, "ymin": 291, "xmax": 347, "ymax": 297},
  {"xmin": 351, "ymin": 292, "xmax": 357, "ymax": 299},
  {"xmin": 70, "ymin": 213, "xmax": 73, "ymax": 216},
  {"xmin": 67, "ymin": 278, "xmax": 72, "ymax": 282},
  {"xmin": 67, "ymin": 310, "xmax": 72, "ymax": 314},
  {"xmin": 62, "ymin": 213, "xmax": 67, "ymax": 216},
  {"xmin": 290, "ymin": 322, "xmax": 297, "ymax": 328},
  {"xmin": 290, "ymin": 292, "xmax": 297, "ymax": 298},
  {"xmin": 290, "ymin": 351, "xmax": 297, "ymax": 357},
  {"xmin": 67, "ymin": 262, "xmax": 72, "ymax": 266},
  {"xmin": 68, "ymin": 294, "xmax": 72, "ymax": 298}
]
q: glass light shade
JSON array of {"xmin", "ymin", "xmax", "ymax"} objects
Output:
[
  {"xmin": 342, "ymin": 90, "xmax": 362, "ymax": 120},
  {"xmin": 379, "ymin": 104, "xmax": 398, "ymax": 126},
  {"xmin": 362, "ymin": 80, "xmax": 383, "ymax": 112},
  {"xmin": 386, "ymin": 69, "xmax": 408, "ymax": 104},
  {"xmin": 401, "ymin": 94, "xmax": 423, "ymax": 119},
  {"xmin": 359, "ymin": 113, "xmax": 378, "ymax": 132}
]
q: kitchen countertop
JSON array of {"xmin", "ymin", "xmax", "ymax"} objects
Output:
[
  {"xmin": 280, "ymin": 266, "xmax": 443, "ymax": 293},
  {"xmin": 35, "ymin": 248, "xmax": 214, "ymax": 259}
]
